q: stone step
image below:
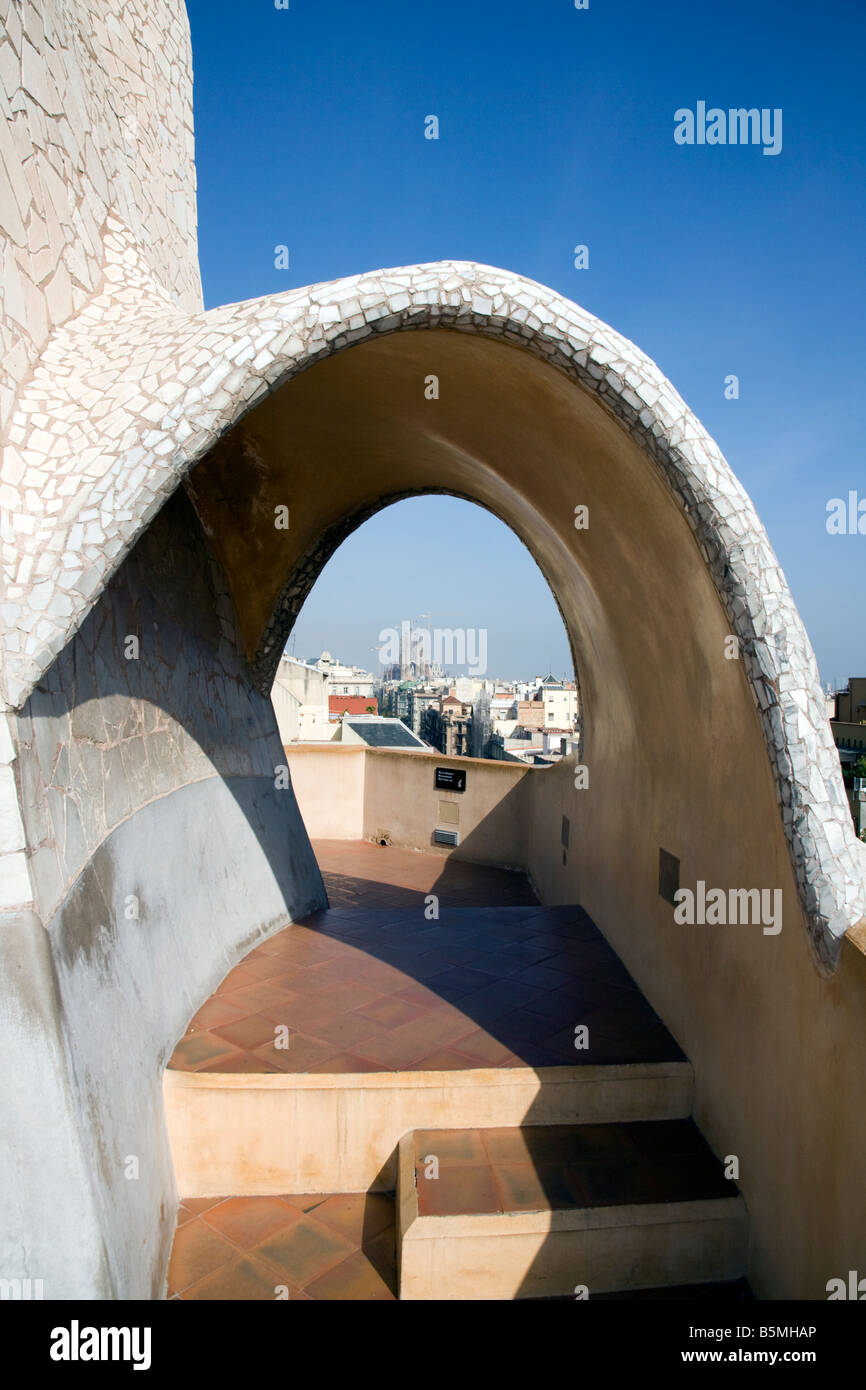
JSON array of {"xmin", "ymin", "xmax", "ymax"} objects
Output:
[
  {"xmin": 396, "ymin": 1120, "xmax": 747, "ymax": 1300},
  {"xmin": 165, "ymin": 1060, "xmax": 693, "ymax": 1195},
  {"xmin": 165, "ymin": 900, "xmax": 693, "ymax": 1195}
]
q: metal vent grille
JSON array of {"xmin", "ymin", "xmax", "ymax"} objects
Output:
[{"xmin": 434, "ymin": 828, "xmax": 460, "ymax": 847}]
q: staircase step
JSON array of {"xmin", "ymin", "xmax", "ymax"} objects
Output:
[
  {"xmin": 165, "ymin": 901, "xmax": 694, "ymax": 1196},
  {"xmin": 165, "ymin": 1061, "xmax": 693, "ymax": 1195},
  {"xmin": 397, "ymin": 1121, "xmax": 747, "ymax": 1300}
]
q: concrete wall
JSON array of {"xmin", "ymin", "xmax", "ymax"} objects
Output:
[
  {"xmin": 285, "ymin": 745, "xmax": 367, "ymax": 842},
  {"xmin": 2, "ymin": 490, "xmax": 324, "ymax": 1298},
  {"xmin": 524, "ymin": 752, "xmax": 866, "ymax": 1300},
  {"xmin": 286, "ymin": 743, "xmax": 531, "ymax": 869}
]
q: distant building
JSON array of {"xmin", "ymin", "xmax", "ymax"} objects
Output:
[
  {"xmin": 424, "ymin": 694, "xmax": 473, "ymax": 758},
  {"xmin": 830, "ymin": 677, "xmax": 866, "ymax": 834},
  {"xmin": 407, "ymin": 686, "xmax": 444, "ymax": 736},
  {"xmin": 383, "ymin": 679, "xmax": 419, "ymax": 722},
  {"xmin": 316, "ymin": 650, "xmax": 376, "ymax": 701},
  {"xmin": 271, "ymin": 655, "xmax": 331, "ymax": 742},
  {"xmin": 517, "ymin": 694, "xmax": 545, "ymax": 730},
  {"xmin": 274, "ymin": 652, "xmax": 381, "ymax": 742},
  {"xmin": 537, "ymin": 675, "xmax": 578, "ymax": 730},
  {"xmin": 469, "ymin": 688, "xmax": 490, "ymax": 758},
  {"xmin": 490, "ymin": 690, "xmax": 517, "ymax": 722},
  {"xmin": 329, "ymin": 694, "xmax": 377, "ymax": 719}
]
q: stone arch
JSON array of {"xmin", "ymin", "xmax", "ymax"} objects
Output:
[
  {"xmin": 3, "ymin": 0, "xmax": 866, "ymax": 1302},
  {"xmin": 8, "ymin": 243, "xmax": 861, "ymax": 969}
]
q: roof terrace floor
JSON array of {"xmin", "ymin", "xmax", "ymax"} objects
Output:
[{"xmin": 168, "ymin": 840, "xmax": 684, "ymax": 1076}]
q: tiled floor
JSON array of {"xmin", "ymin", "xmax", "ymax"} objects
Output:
[
  {"xmin": 168, "ymin": 840, "xmax": 684, "ymax": 1075},
  {"xmin": 317, "ymin": 839, "xmax": 540, "ymax": 910},
  {"xmin": 168, "ymin": 1193, "xmax": 395, "ymax": 1300},
  {"xmin": 412, "ymin": 1121, "xmax": 736, "ymax": 1218},
  {"xmin": 167, "ymin": 842, "xmax": 704, "ymax": 1300}
]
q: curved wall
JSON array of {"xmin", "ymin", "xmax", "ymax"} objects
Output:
[
  {"xmin": 187, "ymin": 326, "xmax": 863, "ymax": 970},
  {"xmin": 6, "ymin": 258, "xmax": 862, "ymax": 969},
  {"xmin": 6, "ymin": 490, "xmax": 324, "ymax": 1296}
]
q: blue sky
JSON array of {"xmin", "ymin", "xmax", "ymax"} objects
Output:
[{"xmin": 186, "ymin": 0, "xmax": 865, "ymax": 686}]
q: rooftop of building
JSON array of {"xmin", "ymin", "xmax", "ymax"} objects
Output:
[{"xmin": 343, "ymin": 717, "xmax": 427, "ymax": 750}]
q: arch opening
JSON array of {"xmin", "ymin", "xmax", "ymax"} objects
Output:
[{"xmin": 7, "ymin": 262, "xmax": 866, "ymax": 1304}]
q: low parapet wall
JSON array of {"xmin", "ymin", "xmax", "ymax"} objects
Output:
[{"xmin": 284, "ymin": 744, "xmax": 531, "ymax": 870}]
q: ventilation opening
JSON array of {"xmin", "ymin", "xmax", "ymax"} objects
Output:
[{"xmin": 434, "ymin": 828, "xmax": 460, "ymax": 847}]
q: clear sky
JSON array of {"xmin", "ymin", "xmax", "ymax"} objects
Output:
[{"xmin": 185, "ymin": 0, "xmax": 865, "ymax": 687}]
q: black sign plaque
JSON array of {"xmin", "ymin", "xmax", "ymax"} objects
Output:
[{"xmin": 435, "ymin": 767, "xmax": 466, "ymax": 793}]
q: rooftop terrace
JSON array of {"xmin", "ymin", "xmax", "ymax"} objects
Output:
[{"xmin": 165, "ymin": 840, "xmax": 742, "ymax": 1301}]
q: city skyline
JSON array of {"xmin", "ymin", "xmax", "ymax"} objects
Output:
[{"xmin": 286, "ymin": 496, "xmax": 575, "ymax": 680}]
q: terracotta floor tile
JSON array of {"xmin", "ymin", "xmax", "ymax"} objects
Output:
[
  {"xmin": 180, "ymin": 1197, "xmax": 226, "ymax": 1215},
  {"xmin": 303, "ymin": 1247, "xmax": 396, "ymax": 1300},
  {"xmin": 415, "ymin": 1129, "xmax": 489, "ymax": 1167},
  {"xmin": 518, "ymin": 963, "xmax": 579, "ymax": 991},
  {"xmin": 258, "ymin": 997, "xmax": 339, "ymax": 1033},
  {"xmin": 478, "ymin": 1128, "xmax": 538, "ymax": 1165},
  {"xmin": 572, "ymin": 1159, "xmax": 668, "ymax": 1207},
  {"xmin": 181, "ymin": 1254, "xmax": 295, "ymax": 1301},
  {"xmin": 308, "ymin": 1051, "xmax": 386, "ymax": 1074},
  {"xmin": 424, "ymin": 966, "xmax": 495, "ymax": 998},
  {"xmin": 281, "ymin": 1194, "xmax": 336, "ymax": 1214},
  {"xmin": 451, "ymin": 1028, "xmax": 516, "ymax": 1066},
  {"xmin": 168, "ymin": 1217, "xmax": 237, "ymax": 1293},
  {"xmin": 187, "ymin": 997, "xmax": 250, "ymax": 1032},
  {"xmin": 382, "ymin": 1008, "xmax": 477, "ymax": 1054},
  {"xmin": 251, "ymin": 1034, "xmax": 339, "ymax": 1072},
  {"xmin": 351, "ymin": 995, "xmax": 430, "ymax": 1029},
  {"xmin": 203, "ymin": 1051, "xmax": 282, "ymax": 1074},
  {"xmin": 621, "ymin": 1119, "xmax": 706, "ymax": 1158},
  {"xmin": 311, "ymin": 1193, "xmax": 394, "ymax": 1245},
  {"xmin": 391, "ymin": 981, "xmax": 449, "ymax": 1008},
  {"xmin": 350, "ymin": 1029, "xmax": 432, "ymax": 1069},
  {"xmin": 416, "ymin": 1164, "xmax": 500, "ymax": 1217},
  {"xmin": 223, "ymin": 980, "xmax": 300, "ymax": 1015},
  {"xmin": 495, "ymin": 1009, "xmax": 559, "ymax": 1045},
  {"xmin": 300, "ymin": 979, "xmax": 384, "ymax": 1013},
  {"xmin": 413, "ymin": 1047, "xmax": 475, "ymax": 1070},
  {"xmin": 299, "ymin": 1009, "xmax": 385, "ymax": 1050},
  {"xmin": 215, "ymin": 958, "xmax": 282, "ymax": 992},
  {"xmin": 255, "ymin": 933, "xmax": 296, "ymax": 956},
  {"xmin": 303, "ymin": 956, "xmax": 389, "ymax": 987},
  {"xmin": 492, "ymin": 1160, "xmax": 584, "ymax": 1212},
  {"xmin": 171, "ymin": 1033, "xmax": 238, "ymax": 1071},
  {"xmin": 202, "ymin": 1196, "xmax": 301, "ymax": 1248},
  {"xmin": 253, "ymin": 1216, "xmax": 356, "ymax": 1286},
  {"xmin": 211, "ymin": 1014, "xmax": 285, "ymax": 1051},
  {"xmin": 639, "ymin": 1155, "xmax": 734, "ymax": 1203},
  {"xmin": 520, "ymin": 990, "xmax": 578, "ymax": 1024},
  {"xmin": 167, "ymin": 844, "xmax": 676, "ymax": 1081}
]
